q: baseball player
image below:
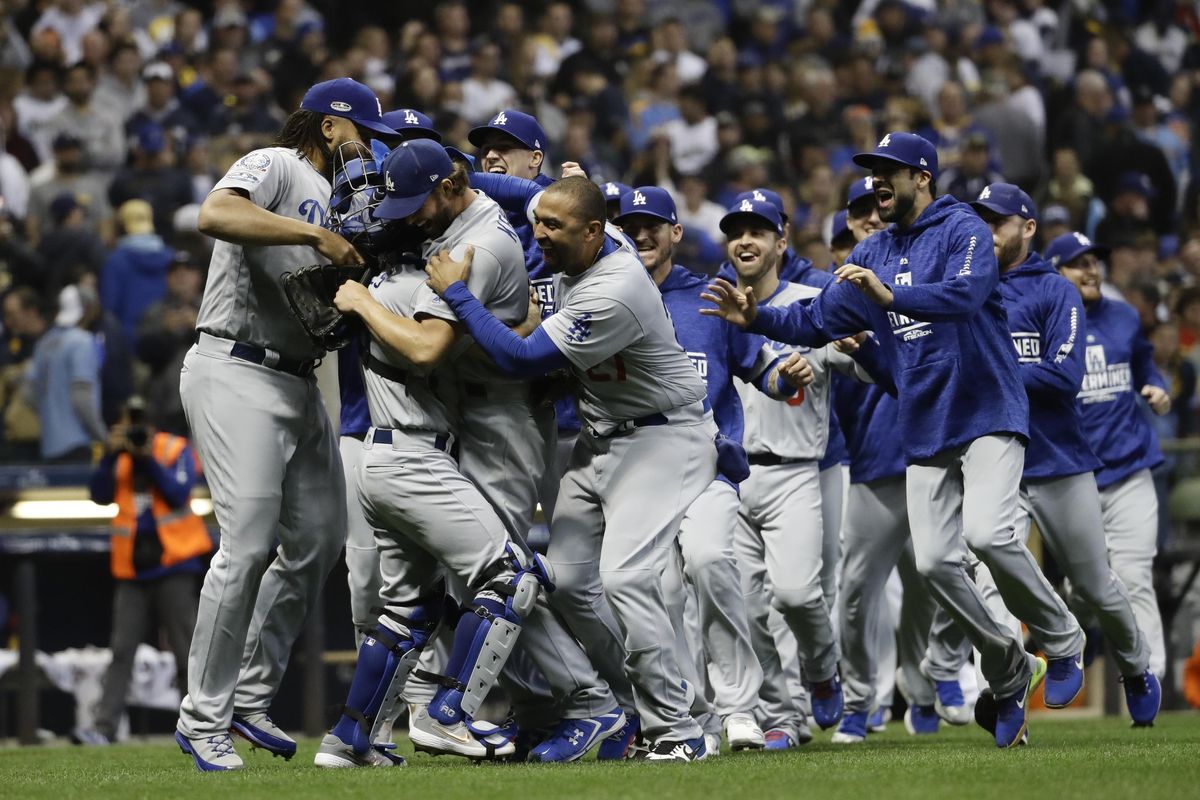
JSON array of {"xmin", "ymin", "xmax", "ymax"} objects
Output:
[
  {"xmin": 1049, "ymin": 230, "xmax": 1170, "ymax": 686},
  {"xmin": 173, "ymin": 78, "xmax": 396, "ymax": 771},
  {"xmin": 317, "ymin": 141, "xmax": 624, "ymax": 766},
  {"xmin": 964, "ymin": 185, "xmax": 1161, "ymax": 726},
  {"xmin": 425, "ymin": 177, "xmax": 720, "ymax": 762},
  {"xmin": 614, "ymin": 186, "xmax": 813, "ymax": 753},
  {"xmin": 703, "ymin": 132, "xmax": 1086, "ymax": 748},
  {"xmin": 602, "ymin": 181, "xmax": 632, "ymax": 221},
  {"xmin": 830, "ymin": 183, "xmax": 973, "ymax": 744}
]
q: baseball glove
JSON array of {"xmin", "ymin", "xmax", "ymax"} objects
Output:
[{"xmin": 281, "ymin": 263, "xmax": 368, "ymax": 351}]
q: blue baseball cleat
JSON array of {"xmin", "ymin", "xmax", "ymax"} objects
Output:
[
  {"xmin": 528, "ymin": 708, "xmax": 627, "ymax": 763},
  {"xmin": 867, "ymin": 706, "xmax": 890, "ymax": 733},
  {"xmin": 933, "ymin": 679, "xmax": 971, "ymax": 725},
  {"xmin": 1044, "ymin": 652, "xmax": 1085, "ymax": 708},
  {"xmin": 763, "ymin": 728, "xmax": 797, "ymax": 750},
  {"xmin": 596, "ymin": 712, "xmax": 640, "ymax": 760},
  {"xmin": 831, "ymin": 710, "xmax": 868, "ymax": 744},
  {"xmin": 993, "ymin": 656, "xmax": 1046, "ymax": 748},
  {"xmin": 903, "ymin": 705, "xmax": 939, "ymax": 735},
  {"xmin": 808, "ymin": 675, "xmax": 844, "ymax": 730},
  {"xmin": 1122, "ymin": 671, "xmax": 1161, "ymax": 727},
  {"xmin": 230, "ymin": 712, "xmax": 297, "ymax": 760}
]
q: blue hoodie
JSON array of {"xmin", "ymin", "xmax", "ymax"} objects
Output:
[
  {"xmin": 338, "ymin": 336, "xmax": 371, "ymax": 438},
  {"xmin": 998, "ymin": 252, "xmax": 1102, "ymax": 480},
  {"xmin": 100, "ymin": 234, "xmax": 173, "ymax": 342},
  {"xmin": 833, "ymin": 379, "xmax": 906, "ymax": 484},
  {"xmin": 1076, "ymin": 296, "xmax": 1166, "ymax": 488},
  {"xmin": 659, "ymin": 265, "xmax": 776, "ymax": 453},
  {"xmin": 749, "ymin": 195, "xmax": 1028, "ymax": 463}
]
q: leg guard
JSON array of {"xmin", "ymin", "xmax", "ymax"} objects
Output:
[
  {"xmin": 427, "ymin": 545, "xmax": 554, "ymax": 724},
  {"xmin": 331, "ymin": 605, "xmax": 439, "ymax": 754}
]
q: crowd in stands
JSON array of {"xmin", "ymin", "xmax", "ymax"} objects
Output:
[{"xmin": 0, "ymin": 0, "xmax": 1198, "ymax": 463}]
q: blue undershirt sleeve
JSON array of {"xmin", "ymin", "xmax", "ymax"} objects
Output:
[{"xmin": 442, "ymin": 281, "xmax": 570, "ymax": 377}]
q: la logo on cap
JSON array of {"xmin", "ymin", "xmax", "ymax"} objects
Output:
[
  {"xmin": 404, "ymin": 109, "xmax": 418, "ymax": 124},
  {"xmin": 979, "ymin": 186, "xmax": 991, "ymax": 200},
  {"xmin": 752, "ymin": 190, "xmax": 766, "ymax": 202},
  {"xmin": 385, "ymin": 172, "xmax": 395, "ymax": 192},
  {"xmin": 331, "ymin": 101, "xmax": 352, "ymax": 112},
  {"xmin": 878, "ymin": 133, "xmax": 892, "ymax": 147},
  {"xmin": 739, "ymin": 199, "xmax": 754, "ymax": 212},
  {"xmin": 605, "ymin": 183, "xmax": 619, "ymax": 196},
  {"xmin": 632, "ymin": 191, "xmax": 647, "ymax": 206},
  {"xmin": 864, "ymin": 177, "xmax": 873, "ymax": 189},
  {"xmin": 493, "ymin": 111, "xmax": 508, "ymax": 126},
  {"xmin": 1074, "ymin": 232, "xmax": 1091, "ymax": 245}
]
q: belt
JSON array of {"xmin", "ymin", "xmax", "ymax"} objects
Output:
[
  {"xmin": 369, "ymin": 427, "xmax": 456, "ymax": 455},
  {"xmin": 229, "ymin": 341, "xmax": 317, "ymax": 377},
  {"xmin": 343, "ymin": 431, "xmax": 367, "ymax": 442},
  {"xmin": 586, "ymin": 412, "xmax": 668, "ymax": 439},
  {"xmin": 747, "ymin": 452, "xmax": 807, "ymax": 466}
]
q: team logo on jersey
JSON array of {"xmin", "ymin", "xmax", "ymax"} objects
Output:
[
  {"xmin": 331, "ymin": 101, "xmax": 352, "ymax": 112},
  {"xmin": 1011, "ymin": 332, "xmax": 1041, "ymax": 363},
  {"xmin": 403, "ymin": 109, "xmax": 419, "ymax": 125},
  {"xmin": 492, "ymin": 111, "xmax": 508, "ymax": 126},
  {"xmin": 686, "ymin": 352, "xmax": 709, "ymax": 379},
  {"xmin": 565, "ymin": 312, "xmax": 593, "ymax": 343},
  {"xmin": 299, "ymin": 198, "xmax": 326, "ymax": 225},
  {"xmin": 1079, "ymin": 344, "xmax": 1131, "ymax": 404},
  {"xmin": 632, "ymin": 191, "xmax": 647, "ymax": 206}
]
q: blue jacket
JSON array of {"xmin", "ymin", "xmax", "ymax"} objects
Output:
[
  {"xmin": 750, "ymin": 195, "xmax": 1028, "ymax": 463},
  {"xmin": 832, "ymin": 378, "xmax": 906, "ymax": 484},
  {"xmin": 99, "ymin": 234, "xmax": 173, "ymax": 343},
  {"xmin": 998, "ymin": 253, "xmax": 1102, "ymax": 480},
  {"xmin": 659, "ymin": 264, "xmax": 774, "ymax": 448},
  {"xmin": 338, "ymin": 336, "xmax": 371, "ymax": 438},
  {"xmin": 1077, "ymin": 296, "xmax": 1166, "ymax": 488}
]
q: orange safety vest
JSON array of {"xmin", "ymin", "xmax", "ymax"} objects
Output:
[{"xmin": 110, "ymin": 432, "xmax": 212, "ymax": 580}]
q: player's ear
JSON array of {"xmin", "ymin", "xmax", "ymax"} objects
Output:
[
  {"xmin": 530, "ymin": 149, "xmax": 544, "ymax": 172},
  {"xmin": 671, "ymin": 224, "xmax": 683, "ymax": 244},
  {"xmin": 1025, "ymin": 218, "xmax": 1037, "ymax": 241}
]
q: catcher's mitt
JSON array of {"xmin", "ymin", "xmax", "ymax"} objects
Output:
[{"xmin": 282, "ymin": 263, "xmax": 368, "ymax": 351}]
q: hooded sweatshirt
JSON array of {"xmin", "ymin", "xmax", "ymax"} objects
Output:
[
  {"xmin": 998, "ymin": 252, "xmax": 1102, "ymax": 479},
  {"xmin": 1076, "ymin": 296, "xmax": 1166, "ymax": 488},
  {"xmin": 749, "ymin": 194, "xmax": 1028, "ymax": 463}
]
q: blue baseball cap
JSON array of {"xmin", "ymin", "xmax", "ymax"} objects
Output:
[
  {"xmin": 468, "ymin": 109, "xmax": 547, "ymax": 152},
  {"xmin": 1045, "ymin": 231, "xmax": 1111, "ymax": 268},
  {"xmin": 853, "ymin": 132, "xmax": 939, "ymax": 180},
  {"xmin": 846, "ymin": 176, "xmax": 875, "ymax": 209},
  {"xmin": 601, "ymin": 181, "xmax": 632, "ymax": 203},
  {"xmin": 1115, "ymin": 171, "xmax": 1156, "ymax": 200},
  {"xmin": 381, "ymin": 108, "xmax": 442, "ymax": 142},
  {"xmin": 300, "ymin": 78, "xmax": 397, "ymax": 136},
  {"xmin": 376, "ymin": 139, "xmax": 454, "ymax": 220},
  {"xmin": 734, "ymin": 188, "xmax": 788, "ymax": 223},
  {"xmin": 614, "ymin": 186, "xmax": 677, "ymax": 225},
  {"xmin": 970, "ymin": 182, "xmax": 1038, "ymax": 220},
  {"xmin": 719, "ymin": 196, "xmax": 784, "ymax": 236},
  {"xmin": 830, "ymin": 209, "xmax": 852, "ymax": 244}
]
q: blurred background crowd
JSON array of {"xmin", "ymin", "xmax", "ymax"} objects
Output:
[{"xmin": 0, "ymin": 0, "xmax": 1199, "ymax": 462}]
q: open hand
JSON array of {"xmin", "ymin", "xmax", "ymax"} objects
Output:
[
  {"xmin": 425, "ymin": 246, "xmax": 474, "ymax": 295},
  {"xmin": 835, "ymin": 264, "xmax": 892, "ymax": 307},
  {"xmin": 700, "ymin": 278, "xmax": 758, "ymax": 328}
]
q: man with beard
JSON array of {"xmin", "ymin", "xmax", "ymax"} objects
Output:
[
  {"xmin": 702, "ymin": 132, "xmax": 1085, "ymax": 749},
  {"xmin": 963, "ymin": 184, "xmax": 1160, "ymax": 728}
]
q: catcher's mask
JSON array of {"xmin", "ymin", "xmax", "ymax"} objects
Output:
[{"xmin": 326, "ymin": 140, "xmax": 388, "ymax": 255}]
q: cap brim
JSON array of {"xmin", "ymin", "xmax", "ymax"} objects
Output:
[
  {"xmin": 719, "ymin": 211, "xmax": 782, "ymax": 236},
  {"xmin": 375, "ymin": 190, "xmax": 433, "ymax": 221},
  {"xmin": 356, "ymin": 119, "xmax": 400, "ymax": 136},
  {"xmin": 467, "ymin": 125, "xmax": 532, "ymax": 150},
  {"xmin": 852, "ymin": 152, "xmax": 920, "ymax": 172},
  {"xmin": 970, "ymin": 199, "xmax": 1016, "ymax": 217},
  {"xmin": 613, "ymin": 210, "xmax": 675, "ymax": 226},
  {"xmin": 444, "ymin": 146, "xmax": 474, "ymax": 167},
  {"xmin": 1058, "ymin": 244, "xmax": 1111, "ymax": 265}
]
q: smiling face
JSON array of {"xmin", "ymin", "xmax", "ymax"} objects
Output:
[
  {"xmin": 533, "ymin": 189, "xmax": 604, "ymax": 274},
  {"xmin": 724, "ymin": 217, "xmax": 786, "ymax": 284},
  {"xmin": 618, "ymin": 214, "xmax": 681, "ymax": 277},
  {"xmin": 847, "ymin": 196, "xmax": 885, "ymax": 241},
  {"xmin": 1059, "ymin": 252, "xmax": 1102, "ymax": 303},
  {"xmin": 478, "ymin": 131, "xmax": 542, "ymax": 178}
]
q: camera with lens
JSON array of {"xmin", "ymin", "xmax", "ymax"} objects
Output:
[{"xmin": 126, "ymin": 399, "xmax": 149, "ymax": 450}]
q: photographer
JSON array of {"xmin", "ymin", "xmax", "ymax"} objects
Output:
[{"xmin": 74, "ymin": 398, "xmax": 212, "ymax": 745}]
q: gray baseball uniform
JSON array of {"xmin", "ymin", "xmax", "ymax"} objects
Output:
[
  {"xmin": 736, "ymin": 281, "xmax": 873, "ymax": 732},
  {"xmin": 178, "ymin": 147, "xmax": 348, "ymax": 737},
  {"xmin": 541, "ymin": 238, "xmax": 717, "ymax": 742},
  {"xmin": 396, "ymin": 193, "xmax": 613, "ymax": 723},
  {"xmin": 341, "ymin": 435, "xmax": 380, "ymax": 643}
]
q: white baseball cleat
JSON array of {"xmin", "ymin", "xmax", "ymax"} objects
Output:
[
  {"xmin": 313, "ymin": 733, "xmax": 404, "ymax": 768},
  {"xmin": 703, "ymin": 732, "xmax": 722, "ymax": 758},
  {"xmin": 724, "ymin": 712, "xmax": 765, "ymax": 751},
  {"xmin": 407, "ymin": 703, "xmax": 515, "ymax": 760},
  {"xmin": 176, "ymin": 731, "xmax": 244, "ymax": 771}
]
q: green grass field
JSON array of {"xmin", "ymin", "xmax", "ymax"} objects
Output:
[{"xmin": 4, "ymin": 713, "xmax": 1199, "ymax": 800}]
